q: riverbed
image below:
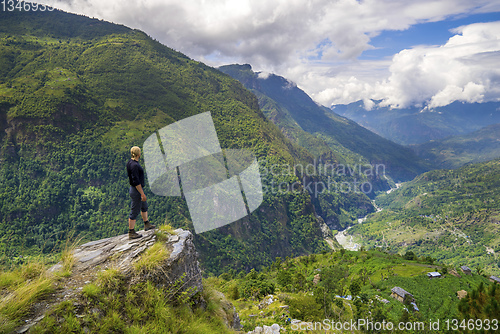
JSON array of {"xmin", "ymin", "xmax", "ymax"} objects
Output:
[{"xmin": 334, "ymin": 196, "xmax": 385, "ymax": 251}]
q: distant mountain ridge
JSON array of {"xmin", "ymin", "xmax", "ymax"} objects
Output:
[
  {"xmin": 219, "ymin": 64, "xmax": 430, "ymax": 182},
  {"xmin": 412, "ymin": 123, "xmax": 500, "ymax": 169},
  {"xmin": 333, "ymin": 100, "xmax": 500, "ymax": 145}
]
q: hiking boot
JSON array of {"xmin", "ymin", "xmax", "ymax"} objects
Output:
[
  {"xmin": 128, "ymin": 229, "xmax": 143, "ymax": 240},
  {"xmin": 144, "ymin": 221, "xmax": 156, "ymax": 231}
]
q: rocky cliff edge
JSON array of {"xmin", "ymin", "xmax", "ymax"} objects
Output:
[{"xmin": 16, "ymin": 228, "xmax": 204, "ymax": 333}]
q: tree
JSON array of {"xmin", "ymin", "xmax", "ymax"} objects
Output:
[
  {"xmin": 358, "ymin": 267, "xmax": 370, "ymax": 285},
  {"xmin": 286, "ymin": 294, "xmax": 323, "ymax": 321},
  {"xmin": 228, "ymin": 284, "xmax": 239, "ymax": 300},
  {"xmin": 277, "ymin": 270, "xmax": 292, "ymax": 289},
  {"xmin": 403, "ymin": 251, "xmax": 415, "ymax": 260},
  {"xmin": 246, "ymin": 268, "xmax": 258, "ymax": 280},
  {"xmin": 322, "ymin": 265, "xmax": 349, "ymax": 296},
  {"xmin": 349, "ymin": 280, "xmax": 361, "ymax": 297},
  {"xmin": 475, "ymin": 265, "xmax": 483, "ymax": 276},
  {"xmin": 294, "ymin": 272, "xmax": 306, "ymax": 291}
]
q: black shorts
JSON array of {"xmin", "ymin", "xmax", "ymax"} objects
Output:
[{"xmin": 129, "ymin": 186, "xmax": 148, "ymax": 220}]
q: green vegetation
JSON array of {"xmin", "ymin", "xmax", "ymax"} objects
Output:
[
  {"xmin": 0, "ymin": 9, "xmax": 334, "ymax": 275},
  {"xmin": 96, "ymin": 267, "xmax": 123, "ymax": 291},
  {"xmin": 349, "ymin": 159, "xmax": 500, "ymax": 276},
  {"xmin": 1, "ymin": 247, "xmax": 497, "ymax": 333},
  {"xmin": 458, "ymin": 281, "xmax": 500, "ymax": 319},
  {"xmin": 211, "ymin": 249, "xmax": 496, "ymax": 333},
  {"xmin": 0, "ymin": 251, "xmax": 236, "ymax": 333},
  {"xmin": 0, "ymin": 261, "xmax": 56, "ymax": 333},
  {"xmin": 30, "ymin": 280, "xmax": 238, "ymax": 334},
  {"xmin": 133, "ymin": 243, "xmax": 170, "ymax": 273}
]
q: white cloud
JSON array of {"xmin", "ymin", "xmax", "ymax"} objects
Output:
[
  {"xmin": 48, "ymin": 0, "xmax": 500, "ymax": 64},
  {"xmin": 45, "ymin": 0, "xmax": 500, "ymax": 108},
  {"xmin": 306, "ymin": 21, "xmax": 500, "ymax": 108},
  {"xmin": 257, "ymin": 71, "xmax": 271, "ymax": 80},
  {"xmin": 378, "ymin": 21, "xmax": 500, "ymax": 108}
]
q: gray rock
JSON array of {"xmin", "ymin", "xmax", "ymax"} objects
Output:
[
  {"xmin": 209, "ymin": 290, "xmax": 242, "ymax": 330},
  {"xmin": 232, "ymin": 307, "xmax": 242, "ymax": 330},
  {"xmin": 48, "ymin": 229, "xmax": 203, "ymax": 299},
  {"xmin": 129, "ymin": 229, "xmax": 203, "ymax": 301},
  {"xmin": 248, "ymin": 324, "xmax": 281, "ymax": 334}
]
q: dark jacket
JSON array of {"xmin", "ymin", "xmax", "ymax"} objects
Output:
[{"xmin": 127, "ymin": 159, "xmax": 145, "ymax": 188}]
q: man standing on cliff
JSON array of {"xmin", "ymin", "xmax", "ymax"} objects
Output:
[{"xmin": 127, "ymin": 146, "xmax": 156, "ymax": 239}]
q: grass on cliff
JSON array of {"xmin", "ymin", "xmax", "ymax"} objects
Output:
[
  {"xmin": 134, "ymin": 242, "xmax": 170, "ymax": 273},
  {"xmin": 57, "ymin": 234, "xmax": 81, "ymax": 278},
  {"xmin": 134, "ymin": 223, "xmax": 178, "ymax": 273},
  {"xmin": 33, "ymin": 273, "xmax": 236, "ymax": 334},
  {"xmin": 0, "ymin": 244, "xmax": 237, "ymax": 334},
  {"xmin": 0, "ymin": 237, "xmax": 88, "ymax": 333},
  {"xmin": 0, "ymin": 261, "xmax": 56, "ymax": 333},
  {"xmin": 153, "ymin": 223, "xmax": 177, "ymax": 243}
]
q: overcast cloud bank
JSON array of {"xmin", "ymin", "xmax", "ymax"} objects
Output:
[{"xmin": 48, "ymin": 0, "xmax": 500, "ymax": 109}]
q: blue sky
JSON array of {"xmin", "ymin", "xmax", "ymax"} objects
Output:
[{"xmin": 362, "ymin": 12, "xmax": 500, "ymax": 60}]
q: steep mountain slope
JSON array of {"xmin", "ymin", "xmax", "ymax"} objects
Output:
[
  {"xmin": 0, "ymin": 10, "xmax": 333, "ymax": 274},
  {"xmin": 219, "ymin": 64, "xmax": 430, "ymax": 183},
  {"xmin": 334, "ymin": 100, "xmax": 500, "ymax": 145},
  {"xmin": 348, "ymin": 159, "xmax": 500, "ymax": 276},
  {"xmin": 411, "ymin": 123, "xmax": 500, "ymax": 169}
]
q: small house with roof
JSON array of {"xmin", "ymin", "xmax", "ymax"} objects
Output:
[
  {"xmin": 427, "ymin": 272, "xmax": 441, "ymax": 279},
  {"xmin": 490, "ymin": 276, "xmax": 500, "ymax": 284},
  {"xmin": 460, "ymin": 266, "xmax": 472, "ymax": 275},
  {"xmin": 391, "ymin": 287, "xmax": 414, "ymax": 303}
]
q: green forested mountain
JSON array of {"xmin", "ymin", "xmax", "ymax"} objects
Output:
[
  {"xmin": 411, "ymin": 123, "xmax": 500, "ymax": 169},
  {"xmin": 348, "ymin": 159, "xmax": 500, "ymax": 276},
  {"xmin": 0, "ymin": 9, "xmax": 337, "ymax": 274},
  {"xmin": 218, "ymin": 64, "xmax": 430, "ymax": 182}
]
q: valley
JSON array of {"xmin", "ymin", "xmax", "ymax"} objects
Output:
[{"xmin": 343, "ymin": 159, "xmax": 500, "ymax": 276}]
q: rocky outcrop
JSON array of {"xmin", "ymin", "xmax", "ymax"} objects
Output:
[
  {"xmin": 247, "ymin": 324, "xmax": 281, "ymax": 334},
  {"xmin": 50, "ymin": 228, "xmax": 203, "ymax": 299},
  {"xmin": 17, "ymin": 228, "xmax": 202, "ymax": 333}
]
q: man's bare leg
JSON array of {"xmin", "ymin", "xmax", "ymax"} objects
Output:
[{"xmin": 128, "ymin": 218, "xmax": 136, "ymax": 230}]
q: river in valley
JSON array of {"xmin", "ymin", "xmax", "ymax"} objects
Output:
[{"xmin": 334, "ymin": 192, "xmax": 387, "ymax": 251}]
